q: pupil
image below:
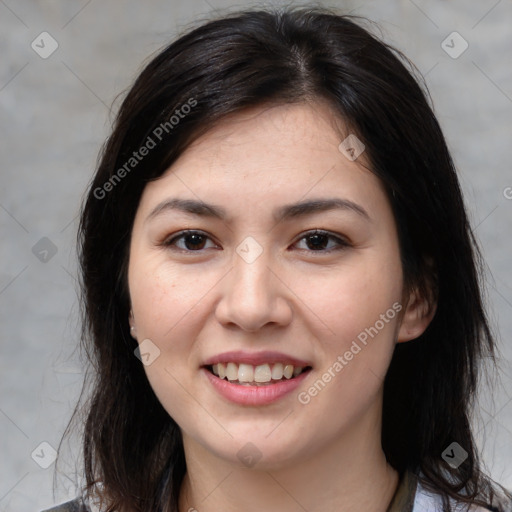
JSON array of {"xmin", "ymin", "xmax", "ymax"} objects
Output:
[
  {"xmin": 186, "ymin": 234, "xmax": 205, "ymax": 250},
  {"xmin": 307, "ymin": 234, "xmax": 327, "ymax": 250},
  {"xmin": 184, "ymin": 234, "xmax": 328, "ymax": 251}
]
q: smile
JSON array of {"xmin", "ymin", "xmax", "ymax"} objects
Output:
[
  {"xmin": 202, "ymin": 366, "xmax": 312, "ymax": 405},
  {"xmin": 207, "ymin": 362, "xmax": 310, "ymax": 386},
  {"xmin": 201, "ymin": 350, "xmax": 313, "ymax": 405}
]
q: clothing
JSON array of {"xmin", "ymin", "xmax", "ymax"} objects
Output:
[
  {"xmin": 41, "ymin": 470, "xmax": 512, "ymax": 512},
  {"xmin": 386, "ymin": 471, "xmax": 512, "ymax": 512},
  {"xmin": 42, "ymin": 500, "xmax": 85, "ymax": 512}
]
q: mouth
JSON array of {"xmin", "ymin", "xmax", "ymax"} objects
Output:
[
  {"xmin": 204, "ymin": 362, "xmax": 312, "ymax": 386},
  {"xmin": 201, "ymin": 351, "xmax": 313, "ymax": 405}
]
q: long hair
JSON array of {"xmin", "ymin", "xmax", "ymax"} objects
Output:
[{"xmin": 68, "ymin": 6, "xmax": 508, "ymax": 511}]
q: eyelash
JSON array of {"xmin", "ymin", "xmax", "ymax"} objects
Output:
[{"xmin": 162, "ymin": 229, "xmax": 351, "ymax": 255}]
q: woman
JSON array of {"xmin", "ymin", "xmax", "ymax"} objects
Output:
[{"xmin": 45, "ymin": 6, "xmax": 512, "ymax": 512}]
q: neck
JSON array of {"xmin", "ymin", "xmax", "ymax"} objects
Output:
[{"xmin": 178, "ymin": 404, "xmax": 399, "ymax": 512}]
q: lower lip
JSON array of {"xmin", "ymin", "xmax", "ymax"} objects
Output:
[{"xmin": 202, "ymin": 367, "xmax": 311, "ymax": 406}]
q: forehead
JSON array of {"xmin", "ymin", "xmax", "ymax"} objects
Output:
[
  {"xmin": 136, "ymin": 101, "xmax": 388, "ymax": 221},
  {"xmin": 179, "ymin": 100, "xmax": 355, "ymax": 164}
]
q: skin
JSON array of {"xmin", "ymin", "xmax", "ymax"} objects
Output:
[{"xmin": 127, "ymin": 101, "xmax": 434, "ymax": 512}]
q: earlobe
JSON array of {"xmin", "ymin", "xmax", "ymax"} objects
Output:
[
  {"xmin": 397, "ymin": 289, "xmax": 437, "ymax": 343},
  {"xmin": 129, "ymin": 310, "xmax": 137, "ymax": 339}
]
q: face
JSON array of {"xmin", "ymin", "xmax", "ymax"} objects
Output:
[{"xmin": 128, "ymin": 102, "xmax": 411, "ymax": 469}]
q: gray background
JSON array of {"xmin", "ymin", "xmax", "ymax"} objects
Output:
[{"xmin": 1, "ymin": 0, "xmax": 511, "ymax": 510}]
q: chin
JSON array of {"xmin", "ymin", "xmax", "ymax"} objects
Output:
[{"xmin": 200, "ymin": 429, "xmax": 308, "ymax": 471}]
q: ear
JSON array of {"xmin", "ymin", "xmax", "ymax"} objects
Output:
[
  {"xmin": 129, "ymin": 310, "xmax": 137, "ymax": 339},
  {"xmin": 397, "ymin": 288, "xmax": 437, "ymax": 343}
]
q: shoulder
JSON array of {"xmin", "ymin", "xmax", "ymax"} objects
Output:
[
  {"xmin": 41, "ymin": 498, "xmax": 90, "ymax": 512},
  {"xmin": 412, "ymin": 475, "xmax": 512, "ymax": 512}
]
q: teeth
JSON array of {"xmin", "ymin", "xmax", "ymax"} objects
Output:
[
  {"xmin": 283, "ymin": 364, "xmax": 294, "ymax": 379},
  {"xmin": 226, "ymin": 362, "xmax": 238, "ymax": 381},
  {"xmin": 238, "ymin": 363, "xmax": 254, "ymax": 382},
  {"xmin": 254, "ymin": 364, "xmax": 272, "ymax": 383},
  {"xmin": 271, "ymin": 363, "xmax": 283, "ymax": 380},
  {"xmin": 210, "ymin": 362, "xmax": 307, "ymax": 384}
]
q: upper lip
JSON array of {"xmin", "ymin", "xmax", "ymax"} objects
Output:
[{"xmin": 202, "ymin": 350, "xmax": 312, "ymax": 368}]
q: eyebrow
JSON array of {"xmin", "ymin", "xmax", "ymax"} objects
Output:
[{"xmin": 146, "ymin": 197, "xmax": 371, "ymax": 224}]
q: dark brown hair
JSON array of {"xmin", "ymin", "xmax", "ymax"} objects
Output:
[{"xmin": 66, "ymin": 5, "xmax": 510, "ymax": 511}]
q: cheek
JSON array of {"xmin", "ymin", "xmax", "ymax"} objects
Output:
[
  {"xmin": 295, "ymin": 252, "xmax": 402, "ymax": 422},
  {"xmin": 129, "ymin": 254, "xmax": 208, "ymax": 330},
  {"xmin": 127, "ymin": 257, "xmax": 209, "ymax": 392},
  {"xmin": 128, "ymin": 259, "xmax": 212, "ymax": 424},
  {"xmin": 291, "ymin": 252, "xmax": 403, "ymax": 348}
]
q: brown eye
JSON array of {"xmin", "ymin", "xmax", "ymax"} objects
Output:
[
  {"xmin": 294, "ymin": 230, "xmax": 350, "ymax": 253},
  {"xmin": 164, "ymin": 231, "xmax": 216, "ymax": 251},
  {"xmin": 162, "ymin": 229, "xmax": 349, "ymax": 254}
]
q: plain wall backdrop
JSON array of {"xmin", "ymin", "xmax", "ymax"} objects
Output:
[{"xmin": 1, "ymin": 0, "xmax": 511, "ymax": 510}]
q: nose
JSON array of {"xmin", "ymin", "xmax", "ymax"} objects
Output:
[{"xmin": 214, "ymin": 247, "xmax": 293, "ymax": 332}]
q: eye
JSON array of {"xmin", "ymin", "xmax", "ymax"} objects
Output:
[
  {"xmin": 163, "ymin": 230, "xmax": 218, "ymax": 252},
  {"xmin": 162, "ymin": 229, "xmax": 350, "ymax": 254},
  {"xmin": 293, "ymin": 230, "xmax": 351, "ymax": 253}
]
